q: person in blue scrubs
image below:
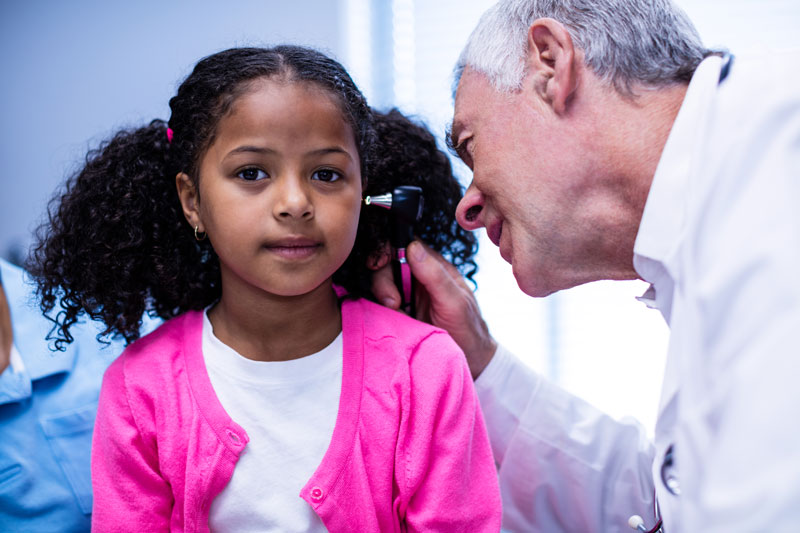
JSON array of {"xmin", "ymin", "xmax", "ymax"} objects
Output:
[{"xmin": 0, "ymin": 258, "xmax": 125, "ymax": 532}]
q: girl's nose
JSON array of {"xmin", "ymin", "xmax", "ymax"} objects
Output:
[
  {"xmin": 455, "ymin": 181, "xmax": 486, "ymax": 231},
  {"xmin": 274, "ymin": 178, "xmax": 313, "ymax": 220}
]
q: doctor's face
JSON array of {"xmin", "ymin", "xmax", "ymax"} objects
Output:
[{"xmin": 452, "ymin": 68, "xmax": 613, "ymax": 297}]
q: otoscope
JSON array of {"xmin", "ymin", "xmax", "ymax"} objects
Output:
[{"xmin": 364, "ymin": 185, "xmax": 424, "ymax": 315}]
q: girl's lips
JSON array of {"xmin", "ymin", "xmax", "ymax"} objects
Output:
[
  {"xmin": 264, "ymin": 237, "xmax": 322, "ymax": 260},
  {"xmin": 267, "ymin": 244, "xmax": 321, "ymax": 259}
]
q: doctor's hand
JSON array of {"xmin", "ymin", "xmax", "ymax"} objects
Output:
[{"xmin": 371, "ymin": 240, "xmax": 497, "ymax": 379}]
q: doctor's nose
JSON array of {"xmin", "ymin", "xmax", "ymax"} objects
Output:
[
  {"xmin": 274, "ymin": 178, "xmax": 313, "ymax": 220},
  {"xmin": 455, "ymin": 181, "xmax": 486, "ymax": 231}
]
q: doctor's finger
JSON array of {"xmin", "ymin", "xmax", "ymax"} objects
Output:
[
  {"xmin": 370, "ymin": 261, "xmax": 402, "ymax": 310},
  {"xmin": 407, "ymin": 240, "xmax": 470, "ymax": 290}
]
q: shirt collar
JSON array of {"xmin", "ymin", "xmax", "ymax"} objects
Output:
[
  {"xmin": 632, "ymin": 55, "xmax": 726, "ymax": 322},
  {"xmin": 0, "ymin": 259, "xmax": 77, "ymax": 384},
  {"xmin": 633, "ymin": 54, "xmax": 725, "ymax": 274}
]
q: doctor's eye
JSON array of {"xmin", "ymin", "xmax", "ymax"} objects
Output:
[
  {"xmin": 312, "ymin": 169, "xmax": 342, "ymax": 183},
  {"xmin": 236, "ymin": 167, "xmax": 269, "ymax": 181}
]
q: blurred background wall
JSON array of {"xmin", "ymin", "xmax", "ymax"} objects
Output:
[{"xmin": 2, "ymin": 0, "xmax": 798, "ymax": 434}]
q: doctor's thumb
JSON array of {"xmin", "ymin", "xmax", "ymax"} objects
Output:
[
  {"xmin": 406, "ymin": 239, "xmax": 497, "ymax": 379},
  {"xmin": 407, "ymin": 240, "xmax": 462, "ymax": 288}
]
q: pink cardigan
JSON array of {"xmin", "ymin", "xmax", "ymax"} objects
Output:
[{"xmin": 91, "ymin": 297, "xmax": 501, "ymax": 532}]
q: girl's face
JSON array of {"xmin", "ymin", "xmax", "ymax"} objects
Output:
[{"xmin": 177, "ymin": 78, "xmax": 362, "ymax": 299}]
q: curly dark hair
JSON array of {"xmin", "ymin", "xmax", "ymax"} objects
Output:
[{"xmin": 28, "ymin": 47, "xmax": 476, "ymax": 349}]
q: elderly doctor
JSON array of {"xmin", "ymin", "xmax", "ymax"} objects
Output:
[{"xmin": 372, "ymin": 0, "xmax": 800, "ymax": 531}]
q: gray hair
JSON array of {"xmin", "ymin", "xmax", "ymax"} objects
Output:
[{"xmin": 455, "ymin": 0, "xmax": 709, "ymax": 95}]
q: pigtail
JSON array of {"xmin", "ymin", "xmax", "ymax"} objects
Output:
[{"xmin": 28, "ymin": 119, "xmax": 220, "ymax": 349}]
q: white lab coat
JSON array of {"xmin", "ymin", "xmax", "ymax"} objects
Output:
[{"xmin": 476, "ymin": 52, "xmax": 800, "ymax": 532}]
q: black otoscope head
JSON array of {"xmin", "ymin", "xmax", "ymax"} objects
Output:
[
  {"xmin": 365, "ymin": 185, "xmax": 424, "ymax": 248},
  {"xmin": 388, "ymin": 186, "xmax": 423, "ymax": 248},
  {"xmin": 388, "ymin": 186, "xmax": 424, "ymax": 225}
]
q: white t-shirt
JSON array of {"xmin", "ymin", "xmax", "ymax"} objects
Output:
[{"xmin": 202, "ymin": 310, "xmax": 341, "ymax": 532}]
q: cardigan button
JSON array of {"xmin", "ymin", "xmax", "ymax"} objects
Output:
[
  {"xmin": 310, "ymin": 486, "xmax": 324, "ymax": 501},
  {"xmin": 226, "ymin": 429, "xmax": 241, "ymax": 445}
]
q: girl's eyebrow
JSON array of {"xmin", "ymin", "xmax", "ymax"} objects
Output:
[
  {"xmin": 224, "ymin": 145, "xmax": 276, "ymax": 159},
  {"xmin": 223, "ymin": 146, "xmax": 352, "ymax": 160},
  {"xmin": 306, "ymin": 146, "xmax": 353, "ymax": 160}
]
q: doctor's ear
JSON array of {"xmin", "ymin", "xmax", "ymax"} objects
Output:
[
  {"xmin": 525, "ymin": 18, "xmax": 578, "ymax": 115},
  {"xmin": 175, "ymin": 172, "xmax": 203, "ymax": 230}
]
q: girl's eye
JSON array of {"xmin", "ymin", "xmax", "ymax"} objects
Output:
[
  {"xmin": 312, "ymin": 169, "xmax": 342, "ymax": 182},
  {"xmin": 236, "ymin": 168, "xmax": 269, "ymax": 181}
]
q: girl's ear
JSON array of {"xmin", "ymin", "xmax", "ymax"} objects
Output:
[
  {"xmin": 175, "ymin": 172, "xmax": 203, "ymax": 230},
  {"xmin": 367, "ymin": 243, "xmax": 391, "ymax": 270}
]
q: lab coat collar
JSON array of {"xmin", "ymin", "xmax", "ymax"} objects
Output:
[
  {"xmin": 0, "ymin": 259, "xmax": 77, "ymax": 391},
  {"xmin": 633, "ymin": 55, "xmax": 726, "ymax": 324}
]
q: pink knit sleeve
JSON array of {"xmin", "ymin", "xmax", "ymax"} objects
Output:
[
  {"xmin": 401, "ymin": 331, "xmax": 502, "ymax": 532},
  {"xmin": 91, "ymin": 354, "xmax": 173, "ymax": 531}
]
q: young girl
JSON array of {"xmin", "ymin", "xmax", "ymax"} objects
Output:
[{"xmin": 30, "ymin": 46, "xmax": 500, "ymax": 532}]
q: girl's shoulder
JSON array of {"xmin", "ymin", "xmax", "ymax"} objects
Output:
[
  {"xmin": 108, "ymin": 310, "xmax": 202, "ymax": 387},
  {"xmin": 122, "ymin": 311, "xmax": 195, "ymax": 354},
  {"xmin": 345, "ymin": 298, "xmax": 473, "ymax": 424},
  {"xmin": 351, "ymin": 297, "xmax": 448, "ymax": 344},
  {"xmin": 346, "ymin": 297, "xmax": 466, "ymax": 372}
]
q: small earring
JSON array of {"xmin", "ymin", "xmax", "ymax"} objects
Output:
[{"xmin": 194, "ymin": 225, "xmax": 207, "ymax": 241}]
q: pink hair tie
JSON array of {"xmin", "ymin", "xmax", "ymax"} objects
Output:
[{"xmin": 166, "ymin": 128, "xmax": 174, "ymax": 143}]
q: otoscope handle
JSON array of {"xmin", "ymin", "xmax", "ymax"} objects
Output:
[{"xmin": 392, "ymin": 248, "xmax": 415, "ymax": 316}]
